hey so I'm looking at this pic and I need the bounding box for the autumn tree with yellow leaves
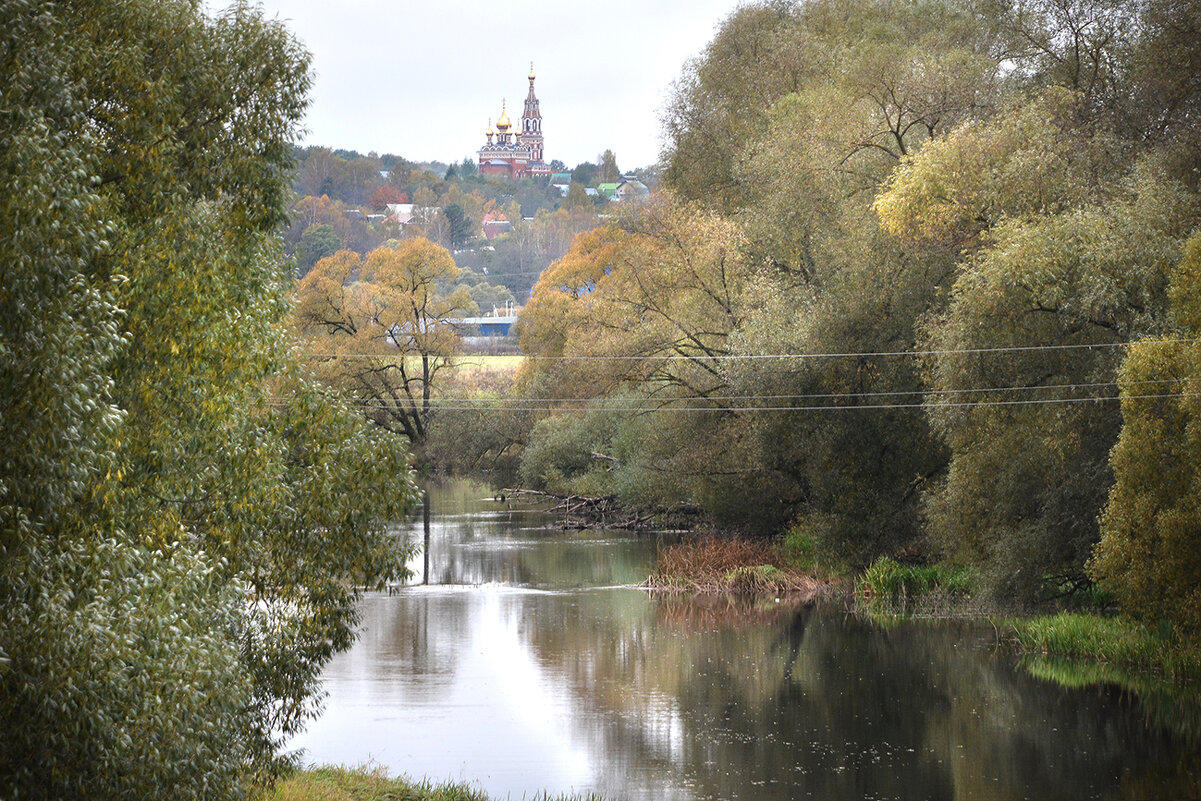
[295,238,478,449]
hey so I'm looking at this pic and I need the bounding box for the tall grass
[855,557,974,616]
[1007,613,1201,681]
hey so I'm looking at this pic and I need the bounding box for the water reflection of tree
[517,596,1201,800]
[395,482,1199,799]
[354,595,462,699]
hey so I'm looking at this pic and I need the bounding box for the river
[287,480,1200,800]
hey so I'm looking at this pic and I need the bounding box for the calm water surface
[289,481,1200,800]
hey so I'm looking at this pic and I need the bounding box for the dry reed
[643,535,830,597]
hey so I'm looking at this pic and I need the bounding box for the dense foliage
[512,0,1201,625]
[0,2,417,797]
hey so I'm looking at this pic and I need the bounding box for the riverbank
[646,535,1201,693]
[267,765,606,801]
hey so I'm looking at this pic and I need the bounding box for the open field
[446,353,523,372]
[441,354,523,393]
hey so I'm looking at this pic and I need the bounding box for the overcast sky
[227,1,743,169]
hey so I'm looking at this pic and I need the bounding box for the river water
[288,480,1200,800]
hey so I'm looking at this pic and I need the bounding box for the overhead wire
[261,393,1201,413]
[267,378,1182,404]
[300,337,1201,362]
[261,384,1199,413]
[277,338,1201,412]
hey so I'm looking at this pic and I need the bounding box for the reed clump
[1007,613,1201,683]
[855,556,975,616]
[643,536,830,596]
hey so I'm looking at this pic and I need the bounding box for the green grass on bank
[1006,613,1201,683]
[855,557,973,615]
[266,765,606,801]
[1007,613,1201,741]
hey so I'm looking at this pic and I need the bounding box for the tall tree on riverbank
[0,2,419,797]
[295,239,478,451]
[1093,234,1201,636]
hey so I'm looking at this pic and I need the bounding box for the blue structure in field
[460,315,519,337]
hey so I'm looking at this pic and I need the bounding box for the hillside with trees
[284,145,654,301]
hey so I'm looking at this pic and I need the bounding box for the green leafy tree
[918,168,1193,601]
[0,3,420,798]
[699,0,1008,557]
[443,202,474,248]
[662,0,810,209]
[297,222,343,273]
[563,181,591,210]
[1092,234,1201,635]
[571,161,599,186]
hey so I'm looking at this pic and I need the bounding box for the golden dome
[528,61,536,81]
[496,101,511,131]
[486,118,494,136]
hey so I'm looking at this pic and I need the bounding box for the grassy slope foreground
[268,765,605,801]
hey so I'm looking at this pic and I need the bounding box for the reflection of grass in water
[1021,655,1201,743]
[1010,613,1201,744]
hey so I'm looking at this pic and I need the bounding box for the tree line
[502,0,1201,633]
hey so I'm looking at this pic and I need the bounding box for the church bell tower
[518,62,544,163]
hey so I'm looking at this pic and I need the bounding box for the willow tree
[691,0,1009,559]
[295,239,478,449]
[513,195,783,522]
[877,85,1197,601]
[1,2,419,797]
[1092,234,1201,636]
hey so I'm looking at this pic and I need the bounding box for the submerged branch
[501,488,669,531]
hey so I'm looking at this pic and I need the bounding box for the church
[478,64,552,179]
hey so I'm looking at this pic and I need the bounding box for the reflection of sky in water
[289,587,693,799]
[290,481,1201,801]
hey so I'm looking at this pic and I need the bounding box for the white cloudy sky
[223,1,744,169]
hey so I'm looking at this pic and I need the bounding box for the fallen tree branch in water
[501,488,663,530]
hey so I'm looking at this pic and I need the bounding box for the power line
[301,337,1201,362]
[263,389,1201,413]
[262,377,1188,405]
